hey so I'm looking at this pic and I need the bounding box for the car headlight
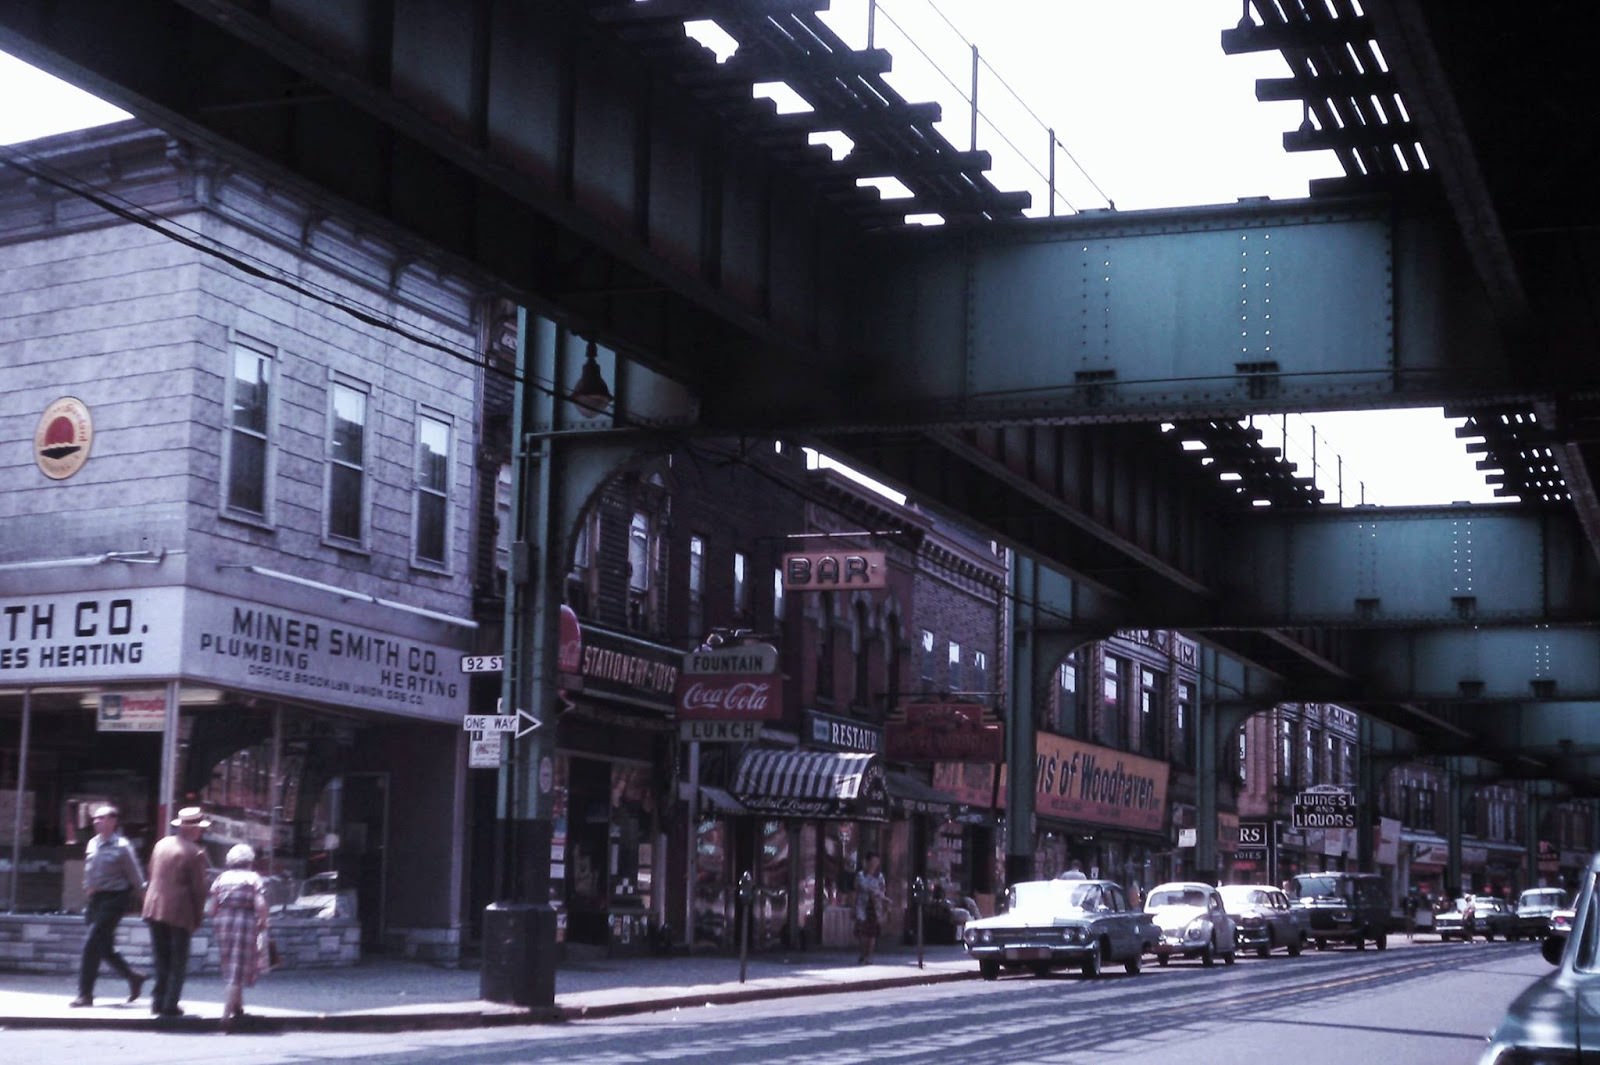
[965,928,990,945]
[1185,918,1209,939]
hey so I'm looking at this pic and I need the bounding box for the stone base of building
[383,925,461,965]
[0,913,362,974]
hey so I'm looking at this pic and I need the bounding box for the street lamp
[570,339,612,414]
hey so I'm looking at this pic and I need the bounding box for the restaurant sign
[885,702,1003,763]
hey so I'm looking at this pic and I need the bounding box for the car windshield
[1009,881,1102,913]
[1290,876,1344,900]
[1147,888,1207,908]
[1219,887,1268,908]
[1520,890,1567,908]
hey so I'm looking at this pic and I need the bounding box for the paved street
[0,938,1542,1064]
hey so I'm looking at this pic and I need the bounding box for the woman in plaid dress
[207,844,269,1026]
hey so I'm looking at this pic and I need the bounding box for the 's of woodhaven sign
[782,550,886,590]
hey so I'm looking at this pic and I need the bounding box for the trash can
[480,901,558,1006]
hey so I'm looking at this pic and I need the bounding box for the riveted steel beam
[843,199,1522,430]
[1207,505,1600,629]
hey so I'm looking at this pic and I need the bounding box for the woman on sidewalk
[207,844,270,1029]
[854,852,888,964]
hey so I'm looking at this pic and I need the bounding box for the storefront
[1,584,472,965]
[711,746,891,951]
[548,624,679,953]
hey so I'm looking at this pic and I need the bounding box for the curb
[0,967,976,1034]
[556,967,977,1021]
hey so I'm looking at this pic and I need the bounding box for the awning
[697,785,748,815]
[731,749,888,822]
[885,770,963,819]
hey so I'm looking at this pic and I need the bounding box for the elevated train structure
[3,1,1596,862]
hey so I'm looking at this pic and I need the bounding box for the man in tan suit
[141,806,210,1018]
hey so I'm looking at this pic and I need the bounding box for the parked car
[1218,883,1309,958]
[1437,895,1519,941]
[962,878,1156,980]
[1471,896,1521,940]
[1480,853,1600,1064]
[1549,906,1575,941]
[1434,896,1479,941]
[1284,871,1391,950]
[1144,881,1238,967]
[1514,887,1570,939]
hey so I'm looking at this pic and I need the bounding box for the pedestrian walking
[142,805,211,1018]
[207,843,271,1030]
[853,851,888,964]
[69,804,148,1008]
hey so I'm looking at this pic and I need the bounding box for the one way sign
[463,709,542,739]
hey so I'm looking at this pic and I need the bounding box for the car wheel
[979,959,1000,981]
[1156,953,1169,967]
[1483,930,1494,942]
[1355,932,1366,950]
[1375,928,1388,951]
[1315,937,1327,951]
[1287,936,1304,957]
[1125,951,1142,975]
[1081,944,1102,979]
[1201,939,1216,968]
[1224,943,1236,966]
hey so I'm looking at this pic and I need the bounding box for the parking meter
[737,871,755,983]
[911,877,927,968]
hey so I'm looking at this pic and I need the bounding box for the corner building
[0,123,489,965]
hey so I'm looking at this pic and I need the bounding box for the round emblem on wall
[34,396,94,480]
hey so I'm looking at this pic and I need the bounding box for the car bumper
[966,943,1095,967]
[1152,934,1210,956]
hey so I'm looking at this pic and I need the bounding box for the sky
[0,3,1502,506]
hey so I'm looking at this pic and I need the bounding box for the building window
[817,593,835,700]
[733,551,748,618]
[414,411,450,565]
[1139,667,1163,757]
[567,509,599,614]
[885,628,901,709]
[1302,726,1316,787]
[853,601,871,707]
[973,650,988,696]
[1277,717,1293,786]
[772,567,785,623]
[919,630,935,688]
[1174,681,1192,766]
[326,379,368,544]
[688,535,705,640]
[947,641,962,693]
[1238,729,1248,786]
[627,511,652,630]
[1101,653,1123,747]
[226,342,273,517]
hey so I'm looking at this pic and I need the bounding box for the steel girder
[1211,505,1600,628]
[843,197,1522,429]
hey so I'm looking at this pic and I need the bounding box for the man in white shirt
[70,804,148,1007]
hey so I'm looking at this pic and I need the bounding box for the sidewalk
[0,942,976,1034]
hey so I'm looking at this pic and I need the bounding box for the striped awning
[731,749,888,822]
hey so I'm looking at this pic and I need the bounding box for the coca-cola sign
[676,675,783,721]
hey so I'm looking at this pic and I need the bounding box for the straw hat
[170,806,211,828]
